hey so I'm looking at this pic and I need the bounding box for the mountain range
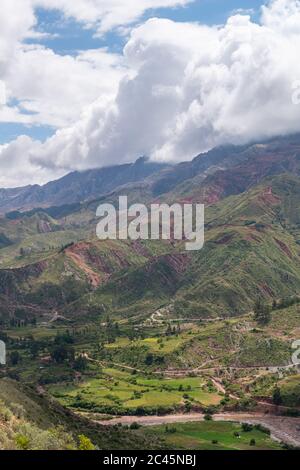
[0,157,170,215]
[1,133,300,324]
[2,133,300,449]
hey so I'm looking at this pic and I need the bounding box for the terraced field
[48,367,222,414]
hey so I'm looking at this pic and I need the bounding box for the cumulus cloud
[0,0,35,71]
[2,0,300,187]
[32,19,218,171]
[1,0,189,129]
[262,0,300,33]
[32,0,300,170]
[0,136,64,187]
[1,44,125,128]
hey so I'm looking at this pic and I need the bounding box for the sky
[0,0,300,187]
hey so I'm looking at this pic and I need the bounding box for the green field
[48,367,222,414]
[105,328,199,354]
[145,421,284,450]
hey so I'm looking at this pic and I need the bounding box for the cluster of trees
[272,296,300,311]
[8,308,37,329]
[71,398,177,417]
[9,318,37,328]
[145,353,165,366]
[50,332,87,370]
[253,300,271,326]
[165,323,181,337]
[104,317,120,344]
[254,295,300,326]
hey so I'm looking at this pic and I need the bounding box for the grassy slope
[72,173,300,319]
[4,173,300,322]
[172,174,300,317]
[279,375,300,407]
[0,377,163,450]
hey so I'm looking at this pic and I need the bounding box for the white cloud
[0,136,64,187]
[31,1,300,171]
[34,0,193,35]
[0,1,36,72]
[32,19,218,171]
[262,0,300,34]
[2,44,125,128]
[1,0,190,130]
[2,0,300,187]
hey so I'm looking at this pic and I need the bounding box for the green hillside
[2,142,300,451]
[0,377,162,450]
[3,173,300,322]
[66,173,300,319]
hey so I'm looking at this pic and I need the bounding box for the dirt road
[96,412,300,447]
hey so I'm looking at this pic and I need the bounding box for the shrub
[184,401,192,413]
[78,435,95,451]
[165,426,177,434]
[204,414,213,421]
[10,403,25,420]
[129,422,141,430]
[241,423,253,432]
[15,434,30,450]
[254,424,270,435]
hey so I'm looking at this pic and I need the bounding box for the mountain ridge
[3,134,297,215]
[0,157,170,214]
[3,134,300,322]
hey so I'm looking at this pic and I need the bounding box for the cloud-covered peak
[2,0,300,187]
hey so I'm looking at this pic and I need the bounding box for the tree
[30,341,40,359]
[165,324,172,337]
[254,299,271,325]
[241,423,253,432]
[145,353,154,366]
[54,331,74,345]
[74,355,88,372]
[273,386,283,406]
[51,344,75,364]
[204,413,212,421]
[10,351,21,366]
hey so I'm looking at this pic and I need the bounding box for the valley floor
[2,300,300,450]
[96,412,300,447]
